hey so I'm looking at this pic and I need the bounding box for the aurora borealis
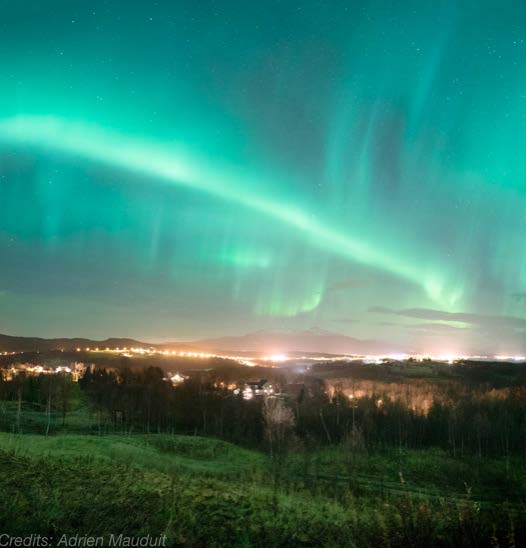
[1,1,526,354]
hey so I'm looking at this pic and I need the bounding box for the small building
[243,379,274,400]
[164,372,188,385]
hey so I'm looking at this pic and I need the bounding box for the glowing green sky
[1,1,526,353]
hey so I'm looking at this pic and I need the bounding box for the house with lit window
[242,379,274,400]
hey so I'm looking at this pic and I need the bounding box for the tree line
[1,364,526,459]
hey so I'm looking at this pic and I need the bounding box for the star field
[1,1,526,354]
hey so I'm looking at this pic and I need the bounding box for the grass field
[0,431,524,546]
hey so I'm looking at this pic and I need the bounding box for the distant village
[162,372,287,400]
[1,361,307,402]
[0,361,87,382]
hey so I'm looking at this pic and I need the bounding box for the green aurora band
[1,0,526,353]
[0,115,460,306]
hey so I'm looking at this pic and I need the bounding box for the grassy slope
[0,433,352,546]
[0,432,525,546]
[287,446,526,514]
[0,432,264,477]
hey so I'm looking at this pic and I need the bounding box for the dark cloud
[407,323,471,335]
[369,306,526,329]
[379,320,468,333]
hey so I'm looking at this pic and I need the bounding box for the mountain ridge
[0,329,405,356]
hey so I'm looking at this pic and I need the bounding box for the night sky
[1,1,526,354]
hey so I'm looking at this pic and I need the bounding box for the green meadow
[0,430,524,546]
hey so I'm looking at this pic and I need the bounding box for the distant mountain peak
[192,328,404,355]
[0,328,407,357]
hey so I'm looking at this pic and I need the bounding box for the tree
[263,397,295,464]
[57,374,74,427]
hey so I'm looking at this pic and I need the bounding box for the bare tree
[263,396,295,504]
